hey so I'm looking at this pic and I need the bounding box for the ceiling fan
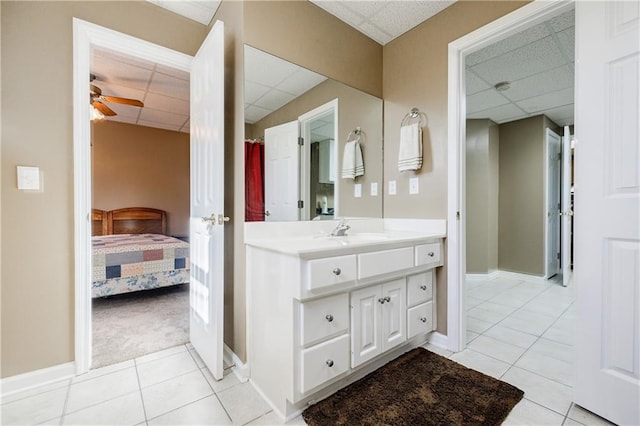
[90,73,144,117]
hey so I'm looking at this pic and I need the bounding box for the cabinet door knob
[326,359,334,367]
[427,251,435,257]
[332,267,341,276]
[325,314,334,322]
[378,298,386,304]
[420,285,427,291]
[420,317,427,323]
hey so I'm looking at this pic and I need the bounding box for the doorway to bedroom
[89,47,192,368]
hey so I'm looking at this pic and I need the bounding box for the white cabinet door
[351,285,381,367]
[380,279,406,351]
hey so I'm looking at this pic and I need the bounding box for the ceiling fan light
[91,105,105,121]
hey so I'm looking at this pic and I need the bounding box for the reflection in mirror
[244,45,384,222]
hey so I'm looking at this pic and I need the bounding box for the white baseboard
[0,362,75,400]
[466,270,545,284]
[223,344,250,383]
[426,332,449,350]
[465,271,499,281]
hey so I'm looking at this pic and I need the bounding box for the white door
[380,279,406,351]
[546,129,562,279]
[351,285,380,367]
[574,2,639,424]
[189,21,225,381]
[561,126,572,287]
[264,120,300,221]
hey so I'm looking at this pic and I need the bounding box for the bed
[91,207,190,298]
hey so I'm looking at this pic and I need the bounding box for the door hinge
[557,252,561,260]
[456,211,460,220]
[557,152,562,160]
[298,200,304,209]
[298,137,304,146]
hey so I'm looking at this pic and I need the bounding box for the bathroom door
[545,129,561,279]
[189,20,225,381]
[264,120,300,221]
[561,125,572,287]
[574,1,639,424]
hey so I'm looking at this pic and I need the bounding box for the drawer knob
[332,267,342,276]
[325,314,334,322]
[428,252,435,257]
[378,296,391,304]
[420,317,427,323]
[326,359,334,367]
[420,285,427,291]
[378,298,385,304]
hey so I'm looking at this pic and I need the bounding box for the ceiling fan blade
[92,101,117,116]
[102,96,144,107]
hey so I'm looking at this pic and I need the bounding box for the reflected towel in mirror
[398,122,422,171]
[341,140,364,179]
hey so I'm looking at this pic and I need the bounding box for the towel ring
[346,126,361,143]
[401,108,426,127]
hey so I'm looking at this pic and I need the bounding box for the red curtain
[245,141,265,221]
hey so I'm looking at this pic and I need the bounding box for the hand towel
[398,122,422,171]
[341,140,365,179]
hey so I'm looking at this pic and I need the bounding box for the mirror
[244,45,383,222]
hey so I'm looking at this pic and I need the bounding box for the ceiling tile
[101,102,142,119]
[245,105,272,124]
[139,108,189,126]
[465,70,491,95]
[470,36,566,85]
[148,72,190,101]
[106,115,138,126]
[313,1,366,27]
[357,21,393,45]
[155,64,189,81]
[93,47,156,70]
[466,89,510,114]
[518,87,574,114]
[466,23,550,67]
[244,81,271,104]
[369,1,454,38]
[548,8,575,33]
[342,1,387,19]
[244,46,299,87]
[144,93,189,115]
[95,82,147,103]
[137,119,181,132]
[556,28,575,60]
[92,55,153,91]
[467,103,527,123]
[276,68,327,95]
[254,89,296,111]
[502,65,573,101]
[544,104,574,126]
[145,0,220,26]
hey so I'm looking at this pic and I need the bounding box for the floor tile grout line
[143,394,218,424]
[134,344,190,367]
[0,379,72,407]
[133,357,150,424]
[196,365,234,423]
[61,389,143,418]
[519,396,575,419]
[58,381,72,426]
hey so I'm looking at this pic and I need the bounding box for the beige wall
[92,121,190,236]
[248,79,383,218]
[1,0,207,378]
[243,0,382,98]
[466,119,499,274]
[382,0,529,332]
[498,116,546,276]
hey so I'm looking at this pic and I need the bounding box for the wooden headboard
[91,207,168,236]
[92,209,108,236]
[108,207,167,235]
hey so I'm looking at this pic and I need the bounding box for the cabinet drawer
[415,243,441,266]
[358,247,413,279]
[407,271,433,307]
[300,334,349,394]
[301,294,349,346]
[407,301,433,339]
[306,255,357,292]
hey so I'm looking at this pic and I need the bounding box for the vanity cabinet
[246,234,443,419]
[351,279,406,367]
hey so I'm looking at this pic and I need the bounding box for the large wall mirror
[244,45,384,222]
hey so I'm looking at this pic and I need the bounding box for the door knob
[201,213,217,224]
[218,214,230,225]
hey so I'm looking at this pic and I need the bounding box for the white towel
[341,140,365,179]
[398,122,422,171]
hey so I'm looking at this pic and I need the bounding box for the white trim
[298,98,339,220]
[544,128,562,280]
[446,0,574,354]
[0,362,75,399]
[465,271,500,281]
[73,18,192,374]
[495,270,547,284]
[223,344,250,383]
[427,332,449,349]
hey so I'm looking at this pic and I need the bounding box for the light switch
[388,180,397,195]
[370,182,378,196]
[17,166,41,191]
[354,183,362,198]
[409,177,419,195]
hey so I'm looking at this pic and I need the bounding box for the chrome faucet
[330,218,351,237]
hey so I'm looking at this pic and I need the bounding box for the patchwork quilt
[92,234,190,298]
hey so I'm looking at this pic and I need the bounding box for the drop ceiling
[101,1,574,134]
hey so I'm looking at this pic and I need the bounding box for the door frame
[446,0,574,352]
[72,18,192,374]
[545,128,562,279]
[298,98,339,220]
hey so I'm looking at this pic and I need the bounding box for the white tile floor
[1,276,615,425]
